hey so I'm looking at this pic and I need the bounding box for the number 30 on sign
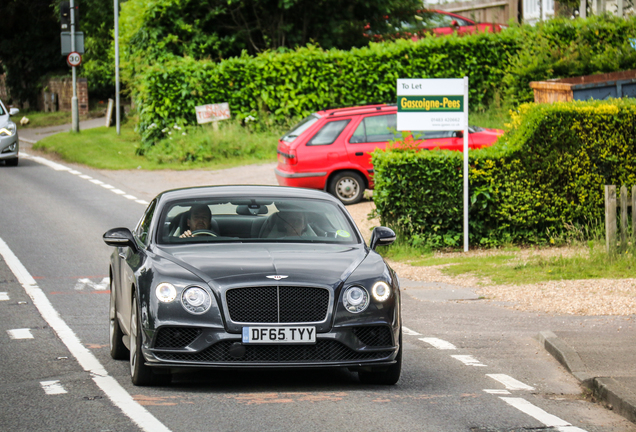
[67,52,82,67]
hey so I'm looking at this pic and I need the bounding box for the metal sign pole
[114,0,120,135]
[70,0,79,132]
[463,76,469,252]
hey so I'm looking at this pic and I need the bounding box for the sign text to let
[195,102,231,125]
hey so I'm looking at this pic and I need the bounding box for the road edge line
[0,237,172,432]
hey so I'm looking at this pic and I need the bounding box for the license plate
[242,326,316,344]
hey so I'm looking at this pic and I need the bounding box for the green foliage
[134,32,518,150]
[372,99,636,248]
[503,14,636,103]
[143,120,282,165]
[0,0,66,106]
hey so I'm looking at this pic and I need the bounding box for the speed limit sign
[67,52,82,67]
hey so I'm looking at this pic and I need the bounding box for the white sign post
[396,78,470,252]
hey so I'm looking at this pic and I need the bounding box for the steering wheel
[191,230,218,237]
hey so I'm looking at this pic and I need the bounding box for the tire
[359,329,402,385]
[328,171,365,205]
[109,277,129,360]
[5,157,18,167]
[130,295,170,386]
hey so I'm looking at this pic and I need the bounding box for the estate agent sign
[396,78,470,251]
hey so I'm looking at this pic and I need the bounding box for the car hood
[154,243,367,289]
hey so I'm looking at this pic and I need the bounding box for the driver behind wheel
[180,204,215,238]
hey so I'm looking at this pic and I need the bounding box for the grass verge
[16,109,105,129]
[381,241,636,285]
[33,120,281,170]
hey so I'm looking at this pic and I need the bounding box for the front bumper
[0,133,18,160]
[141,324,400,370]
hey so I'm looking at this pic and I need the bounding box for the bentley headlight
[0,122,16,137]
[343,286,369,313]
[155,283,177,303]
[182,286,211,314]
[372,281,390,302]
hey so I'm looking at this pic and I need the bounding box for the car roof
[316,104,397,119]
[154,185,342,204]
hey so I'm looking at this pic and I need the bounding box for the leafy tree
[120,0,421,80]
[0,0,66,107]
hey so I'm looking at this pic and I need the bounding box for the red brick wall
[40,76,89,115]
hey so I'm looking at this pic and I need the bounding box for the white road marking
[500,397,587,431]
[420,337,457,350]
[484,389,511,395]
[74,277,110,291]
[7,328,34,339]
[451,354,487,367]
[402,326,420,336]
[0,237,173,432]
[487,374,535,391]
[22,153,70,171]
[22,153,148,207]
[40,380,67,395]
[0,292,9,301]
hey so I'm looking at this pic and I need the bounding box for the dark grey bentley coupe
[103,185,401,386]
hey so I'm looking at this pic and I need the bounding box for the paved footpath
[15,119,636,426]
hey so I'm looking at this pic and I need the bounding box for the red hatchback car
[366,9,504,41]
[275,104,503,205]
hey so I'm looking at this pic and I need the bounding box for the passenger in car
[179,204,216,238]
[267,211,316,238]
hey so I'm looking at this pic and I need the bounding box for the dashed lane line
[500,397,587,432]
[487,374,535,391]
[402,326,420,336]
[419,337,457,350]
[0,292,9,301]
[451,354,487,367]
[40,380,68,395]
[21,152,149,206]
[0,237,172,432]
[7,328,34,339]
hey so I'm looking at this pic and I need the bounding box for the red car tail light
[277,147,297,165]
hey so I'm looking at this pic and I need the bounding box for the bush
[372,99,636,248]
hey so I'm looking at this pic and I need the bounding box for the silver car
[0,99,19,166]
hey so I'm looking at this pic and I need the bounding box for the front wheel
[5,157,18,167]
[328,171,365,205]
[109,278,128,360]
[130,295,170,386]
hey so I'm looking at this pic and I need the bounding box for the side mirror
[455,130,463,138]
[451,20,459,27]
[370,226,396,250]
[9,108,19,116]
[103,227,137,251]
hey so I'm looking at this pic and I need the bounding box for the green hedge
[371,99,636,248]
[134,33,519,150]
[130,15,636,152]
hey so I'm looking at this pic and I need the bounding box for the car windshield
[157,197,360,245]
[281,114,320,142]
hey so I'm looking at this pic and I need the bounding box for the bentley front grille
[155,340,393,363]
[226,286,329,323]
